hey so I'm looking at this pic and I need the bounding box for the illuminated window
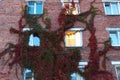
[65,28,83,47]
[106,28,120,46]
[64,2,80,15]
[24,69,34,80]
[61,0,80,15]
[103,0,120,15]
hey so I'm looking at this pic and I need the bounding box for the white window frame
[111,61,120,80]
[23,68,34,80]
[102,0,120,2]
[60,0,79,2]
[106,28,120,46]
[26,0,44,15]
[65,28,84,47]
[103,0,120,15]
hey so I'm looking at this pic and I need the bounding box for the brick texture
[0,0,120,80]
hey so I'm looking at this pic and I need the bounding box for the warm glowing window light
[64,2,80,15]
[65,28,83,47]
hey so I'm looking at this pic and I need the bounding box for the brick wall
[0,0,120,79]
[0,0,24,79]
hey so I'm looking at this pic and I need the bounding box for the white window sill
[112,45,120,47]
[111,45,120,47]
[106,28,120,31]
[102,0,120,2]
[61,0,79,2]
[111,61,120,65]
[105,14,120,16]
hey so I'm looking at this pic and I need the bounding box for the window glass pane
[116,66,120,80]
[64,2,80,15]
[36,2,43,14]
[110,31,118,46]
[24,69,33,80]
[29,34,34,46]
[75,31,81,46]
[28,1,34,14]
[71,70,84,80]
[118,32,120,44]
[111,3,119,15]
[71,73,84,80]
[26,72,32,79]
[33,36,40,46]
[65,31,75,47]
[28,7,34,14]
[105,2,111,15]
[72,4,80,15]
[28,1,34,6]
[65,30,82,47]
[71,73,77,80]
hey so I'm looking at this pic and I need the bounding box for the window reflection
[111,3,119,14]
[104,2,120,15]
[110,31,118,46]
[28,1,43,15]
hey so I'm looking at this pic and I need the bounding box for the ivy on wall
[0,2,81,80]
[0,0,119,80]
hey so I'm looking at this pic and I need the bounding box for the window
[116,66,120,80]
[23,28,40,46]
[111,61,120,80]
[28,33,40,46]
[24,69,34,80]
[61,0,80,15]
[103,1,120,15]
[106,28,120,46]
[65,28,83,47]
[27,1,44,15]
[71,73,81,80]
[71,62,88,80]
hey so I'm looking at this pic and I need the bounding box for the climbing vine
[58,0,118,80]
[0,1,81,80]
[0,0,119,80]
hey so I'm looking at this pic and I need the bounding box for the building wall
[0,0,120,80]
[0,0,25,80]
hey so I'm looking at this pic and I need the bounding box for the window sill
[105,14,120,16]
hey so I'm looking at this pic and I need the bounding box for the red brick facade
[0,0,120,80]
